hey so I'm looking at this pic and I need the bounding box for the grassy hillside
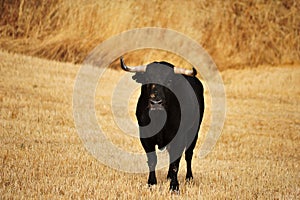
[0,51,299,198]
[0,0,299,69]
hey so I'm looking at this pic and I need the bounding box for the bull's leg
[140,138,157,186]
[185,133,198,181]
[168,156,181,191]
[146,151,157,186]
[185,146,194,181]
[167,144,184,191]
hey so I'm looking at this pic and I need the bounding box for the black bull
[120,57,205,191]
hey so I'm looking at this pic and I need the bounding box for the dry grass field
[1,0,300,199]
[0,50,299,199]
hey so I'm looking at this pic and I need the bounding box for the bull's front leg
[146,151,157,186]
[167,145,184,191]
[168,156,181,191]
[140,137,157,186]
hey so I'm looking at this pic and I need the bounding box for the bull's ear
[132,73,145,84]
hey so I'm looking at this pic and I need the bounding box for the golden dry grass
[0,0,300,69]
[0,50,299,199]
[1,0,299,198]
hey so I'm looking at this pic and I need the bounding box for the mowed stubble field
[0,50,299,199]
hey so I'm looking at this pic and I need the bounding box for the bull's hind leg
[185,147,194,181]
[185,133,198,181]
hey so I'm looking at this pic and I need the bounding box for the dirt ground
[0,51,299,199]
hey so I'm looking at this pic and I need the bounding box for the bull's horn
[174,67,197,76]
[120,57,147,72]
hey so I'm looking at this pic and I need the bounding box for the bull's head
[120,57,196,111]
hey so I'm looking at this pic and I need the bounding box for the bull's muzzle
[149,99,164,111]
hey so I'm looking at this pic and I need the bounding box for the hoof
[186,171,193,181]
[170,181,179,192]
[148,178,157,186]
[185,175,194,182]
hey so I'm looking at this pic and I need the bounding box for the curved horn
[174,67,197,76]
[120,57,147,73]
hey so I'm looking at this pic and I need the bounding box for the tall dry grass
[0,0,299,69]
